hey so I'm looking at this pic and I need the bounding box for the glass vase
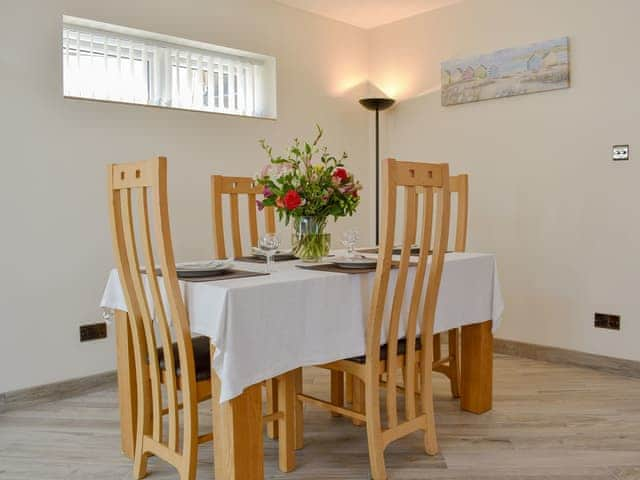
[291,216,331,262]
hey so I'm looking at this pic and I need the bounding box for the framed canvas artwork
[441,37,569,106]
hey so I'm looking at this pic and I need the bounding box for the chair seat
[347,337,422,364]
[157,336,211,382]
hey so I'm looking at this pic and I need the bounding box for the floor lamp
[359,97,395,246]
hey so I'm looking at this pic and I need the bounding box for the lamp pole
[359,97,395,246]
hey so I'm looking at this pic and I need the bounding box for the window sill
[63,95,277,121]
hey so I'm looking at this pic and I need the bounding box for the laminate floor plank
[1,354,639,479]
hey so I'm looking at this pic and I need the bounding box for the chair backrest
[107,157,197,456]
[211,175,276,259]
[450,174,469,252]
[367,158,450,428]
[412,173,467,252]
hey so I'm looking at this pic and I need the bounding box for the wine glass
[341,228,359,258]
[259,233,280,273]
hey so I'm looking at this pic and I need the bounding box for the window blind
[62,23,267,117]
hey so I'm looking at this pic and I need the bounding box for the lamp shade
[359,97,395,111]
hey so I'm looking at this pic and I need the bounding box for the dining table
[101,250,504,479]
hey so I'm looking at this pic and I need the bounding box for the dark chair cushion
[347,337,422,364]
[157,336,211,382]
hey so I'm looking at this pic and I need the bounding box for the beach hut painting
[441,37,569,106]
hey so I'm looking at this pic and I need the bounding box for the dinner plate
[331,256,378,269]
[175,259,233,277]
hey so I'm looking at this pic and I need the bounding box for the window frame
[62,15,277,119]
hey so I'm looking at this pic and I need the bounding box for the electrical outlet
[612,145,629,161]
[594,313,620,330]
[80,322,108,342]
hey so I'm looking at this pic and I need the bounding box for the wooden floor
[1,354,640,479]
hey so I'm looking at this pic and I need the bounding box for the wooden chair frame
[338,175,468,415]
[211,175,275,259]
[108,157,207,480]
[110,162,297,478]
[432,173,468,398]
[210,174,281,439]
[298,159,451,479]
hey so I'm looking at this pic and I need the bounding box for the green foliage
[255,125,361,224]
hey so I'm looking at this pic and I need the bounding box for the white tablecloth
[101,252,503,403]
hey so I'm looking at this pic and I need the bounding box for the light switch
[612,145,629,161]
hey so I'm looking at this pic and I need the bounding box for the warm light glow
[370,73,411,100]
[332,75,368,96]
[376,82,401,99]
[332,72,434,101]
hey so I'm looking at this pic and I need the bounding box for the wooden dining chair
[210,174,281,439]
[338,174,468,417]
[431,174,468,398]
[109,159,296,479]
[108,157,212,480]
[298,159,451,480]
[211,175,275,259]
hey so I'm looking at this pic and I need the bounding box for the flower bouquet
[255,125,361,261]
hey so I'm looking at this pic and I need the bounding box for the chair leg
[421,359,439,456]
[433,333,442,362]
[364,373,387,480]
[448,328,461,398]
[133,380,151,479]
[179,450,198,480]
[277,371,296,472]
[266,378,279,439]
[133,443,149,479]
[330,370,344,417]
[352,377,366,426]
[293,368,304,450]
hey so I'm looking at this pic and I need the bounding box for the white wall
[0,0,370,392]
[369,0,640,361]
[4,0,638,394]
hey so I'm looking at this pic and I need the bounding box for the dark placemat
[357,247,453,255]
[358,246,422,255]
[177,269,269,282]
[296,261,411,275]
[236,254,298,264]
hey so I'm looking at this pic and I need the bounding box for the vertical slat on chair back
[450,174,469,252]
[367,159,450,427]
[421,173,468,369]
[107,157,197,457]
[211,175,276,259]
[412,173,467,251]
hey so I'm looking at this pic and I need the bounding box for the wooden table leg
[345,372,353,404]
[460,320,493,414]
[211,356,264,480]
[293,368,304,450]
[114,310,136,459]
[330,370,344,417]
[277,371,296,472]
[351,377,366,426]
[266,378,279,439]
